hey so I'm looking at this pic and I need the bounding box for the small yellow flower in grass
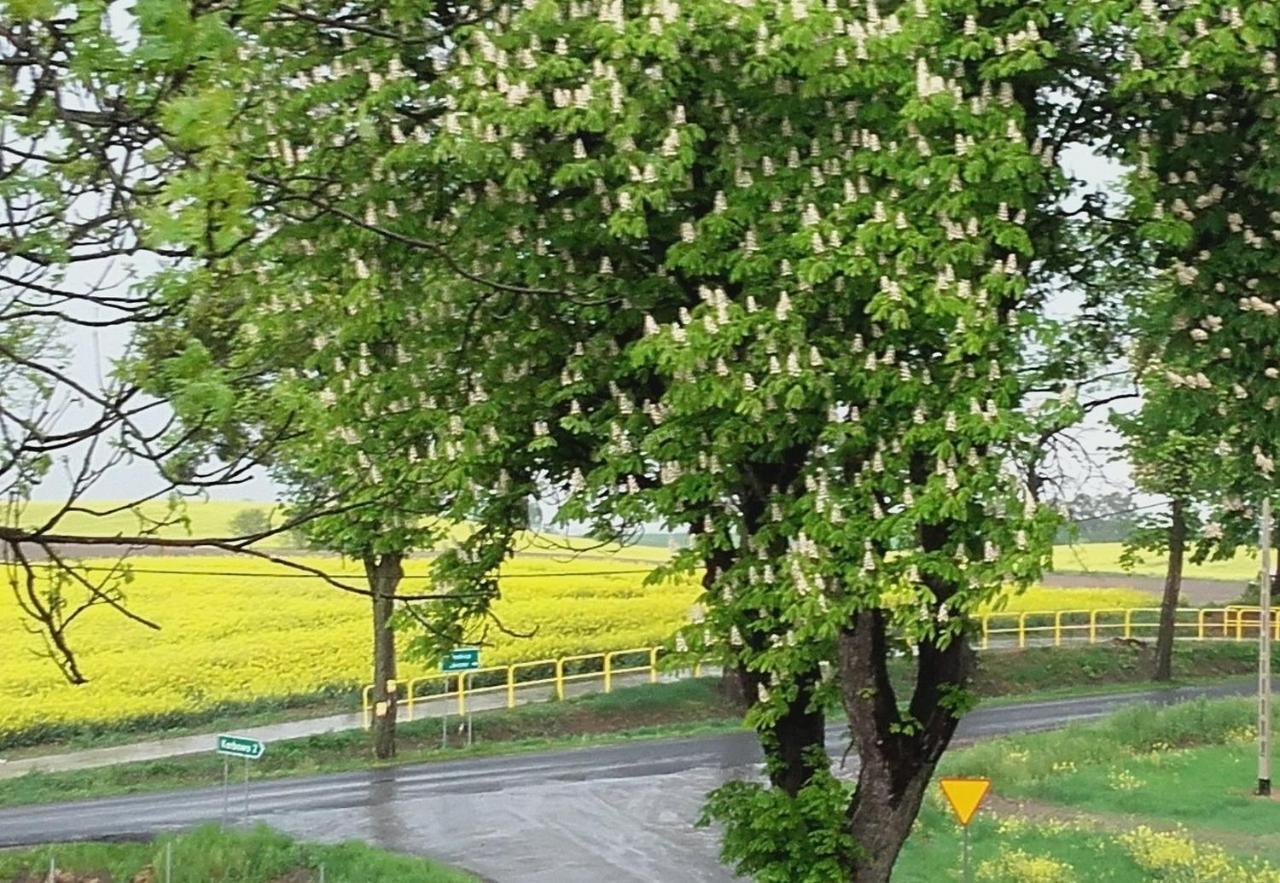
[977,848,1075,883]
[995,816,1028,837]
[1107,768,1143,792]
[1225,725,1256,746]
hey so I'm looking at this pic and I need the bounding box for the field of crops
[1052,542,1262,582]
[0,537,1157,746]
[0,551,691,744]
[13,499,294,546]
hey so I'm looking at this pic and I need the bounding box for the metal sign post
[221,757,230,827]
[1261,498,1273,797]
[215,734,266,822]
[441,649,480,749]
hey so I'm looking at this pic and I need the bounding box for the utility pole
[1260,497,1272,797]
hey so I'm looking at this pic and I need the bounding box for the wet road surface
[0,679,1259,882]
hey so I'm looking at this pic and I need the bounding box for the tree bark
[718,665,753,710]
[839,609,973,882]
[1153,499,1187,681]
[365,553,404,760]
[760,667,827,795]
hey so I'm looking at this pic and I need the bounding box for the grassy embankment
[0,825,475,882]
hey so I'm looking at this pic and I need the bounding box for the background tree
[228,507,272,538]
[1109,1,1280,562]
[120,0,551,757]
[0,0,317,681]
[1113,396,1216,680]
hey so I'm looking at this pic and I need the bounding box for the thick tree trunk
[365,553,404,760]
[1154,498,1187,682]
[839,609,973,882]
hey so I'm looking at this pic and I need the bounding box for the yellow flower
[977,848,1075,883]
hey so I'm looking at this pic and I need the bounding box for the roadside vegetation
[11,690,1280,883]
[893,697,1280,881]
[2,644,1272,809]
[0,824,475,882]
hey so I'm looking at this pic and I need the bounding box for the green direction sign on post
[442,647,480,672]
[216,734,265,760]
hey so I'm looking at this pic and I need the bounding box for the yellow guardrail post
[1123,609,1132,640]
[650,647,660,683]
[1053,611,1062,647]
[555,658,565,700]
[1238,608,1245,642]
[1197,609,1207,640]
[456,674,466,715]
[980,615,990,651]
[506,666,516,709]
[407,681,415,723]
[604,653,613,693]
[1018,612,1027,649]
[362,685,372,730]
[1089,610,1098,644]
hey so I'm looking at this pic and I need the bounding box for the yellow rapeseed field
[0,551,693,742]
[0,547,1155,742]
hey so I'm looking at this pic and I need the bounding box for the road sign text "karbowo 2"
[216,734,265,760]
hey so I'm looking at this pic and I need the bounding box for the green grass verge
[0,824,474,882]
[1,690,358,758]
[941,696,1280,870]
[896,802,1145,882]
[894,696,1280,880]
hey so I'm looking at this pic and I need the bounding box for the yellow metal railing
[362,646,663,729]
[361,607,1278,728]
[976,605,1278,650]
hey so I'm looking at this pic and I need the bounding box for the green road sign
[217,734,265,760]
[442,647,480,672]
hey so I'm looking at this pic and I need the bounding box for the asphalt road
[0,679,1260,882]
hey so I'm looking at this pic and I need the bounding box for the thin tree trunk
[719,665,753,710]
[365,553,404,760]
[759,667,827,795]
[1154,498,1187,681]
[839,608,973,882]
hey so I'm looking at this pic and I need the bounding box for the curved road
[0,680,1261,882]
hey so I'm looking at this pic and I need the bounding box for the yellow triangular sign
[939,777,991,827]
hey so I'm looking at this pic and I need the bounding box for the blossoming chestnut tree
[422,2,1075,878]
